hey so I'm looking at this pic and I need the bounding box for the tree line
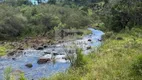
[0,0,141,39]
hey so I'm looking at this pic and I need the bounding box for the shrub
[19,74,27,80]
[0,46,7,56]
[132,55,142,76]
[73,49,87,67]
[3,67,12,80]
[102,0,142,32]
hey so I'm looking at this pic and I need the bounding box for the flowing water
[0,28,104,80]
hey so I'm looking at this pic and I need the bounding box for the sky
[30,0,48,5]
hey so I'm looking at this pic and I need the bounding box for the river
[0,28,104,80]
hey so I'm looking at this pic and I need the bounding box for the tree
[37,0,42,3]
[48,0,56,4]
[4,0,31,6]
[103,0,142,32]
[17,0,32,6]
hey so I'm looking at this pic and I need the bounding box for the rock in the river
[36,46,44,50]
[32,44,37,49]
[52,49,55,51]
[25,63,33,68]
[43,45,48,48]
[37,58,51,64]
[12,58,16,60]
[62,57,68,60]
[87,46,91,50]
[98,39,102,41]
[88,39,92,42]
[7,51,17,56]
[15,50,23,57]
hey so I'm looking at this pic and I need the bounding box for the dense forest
[0,0,142,80]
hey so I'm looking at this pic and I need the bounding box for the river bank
[0,28,92,56]
[46,27,142,80]
[0,37,52,56]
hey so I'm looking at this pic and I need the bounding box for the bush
[19,74,27,80]
[0,4,27,39]
[0,46,7,56]
[4,67,12,80]
[73,49,87,67]
[102,0,142,32]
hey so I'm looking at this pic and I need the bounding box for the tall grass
[3,67,27,80]
[3,67,12,80]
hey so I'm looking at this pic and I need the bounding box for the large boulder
[37,58,51,64]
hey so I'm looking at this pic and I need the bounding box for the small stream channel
[0,28,104,80]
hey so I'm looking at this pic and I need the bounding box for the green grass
[0,46,7,56]
[40,27,142,80]
[0,42,14,56]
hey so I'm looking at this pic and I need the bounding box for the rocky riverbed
[0,28,104,80]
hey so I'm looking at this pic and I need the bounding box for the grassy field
[41,27,142,80]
